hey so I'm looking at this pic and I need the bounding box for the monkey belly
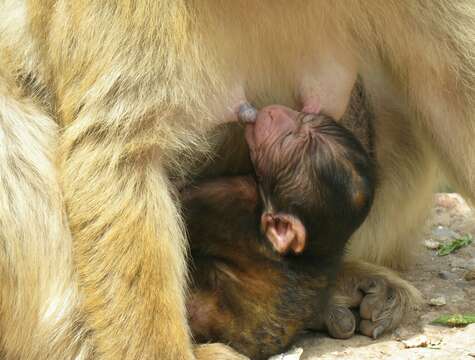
[210,54,357,125]
[186,5,358,125]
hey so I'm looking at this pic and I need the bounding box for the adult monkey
[0,1,474,359]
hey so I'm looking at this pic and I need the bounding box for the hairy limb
[399,4,475,204]
[60,106,245,359]
[351,1,475,201]
[326,260,422,339]
[60,116,194,359]
[0,74,91,359]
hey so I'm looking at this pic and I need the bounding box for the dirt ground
[275,193,475,360]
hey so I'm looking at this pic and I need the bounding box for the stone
[451,257,474,270]
[465,269,475,281]
[431,226,459,242]
[438,270,455,280]
[401,335,429,348]
[269,348,303,360]
[466,258,475,271]
[435,193,473,216]
[429,296,447,306]
[435,193,459,209]
[424,239,440,250]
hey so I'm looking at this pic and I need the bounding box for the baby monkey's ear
[261,212,306,255]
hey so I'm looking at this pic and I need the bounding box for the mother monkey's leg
[37,1,244,359]
[0,69,91,358]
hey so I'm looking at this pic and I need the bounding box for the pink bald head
[237,103,314,255]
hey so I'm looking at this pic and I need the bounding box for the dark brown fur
[183,176,335,359]
[182,108,376,359]
[182,176,416,359]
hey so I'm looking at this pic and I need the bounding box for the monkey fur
[182,104,414,359]
[0,1,473,359]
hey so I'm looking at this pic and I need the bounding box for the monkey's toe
[329,261,422,341]
[359,318,391,339]
[356,278,404,339]
[325,306,356,339]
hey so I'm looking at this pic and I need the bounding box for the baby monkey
[240,103,375,257]
[182,104,394,359]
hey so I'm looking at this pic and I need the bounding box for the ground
[273,193,475,360]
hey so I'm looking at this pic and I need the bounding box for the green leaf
[437,234,473,256]
[432,314,475,327]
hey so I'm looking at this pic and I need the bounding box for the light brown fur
[0,0,474,359]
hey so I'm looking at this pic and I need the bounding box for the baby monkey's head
[240,104,376,258]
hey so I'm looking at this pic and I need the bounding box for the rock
[435,193,459,209]
[438,270,455,280]
[465,269,475,281]
[400,335,442,349]
[432,212,453,227]
[424,239,440,250]
[431,226,459,242]
[435,193,473,216]
[455,282,472,290]
[429,296,447,306]
[268,348,303,360]
[401,335,429,348]
[451,257,474,270]
[466,258,475,271]
[467,247,475,258]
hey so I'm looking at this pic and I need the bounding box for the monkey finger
[335,262,422,342]
[325,305,356,339]
[360,286,397,321]
[358,278,393,321]
[359,293,385,321]
[357,280,404,339]
[359,318,392,339]
[358,278,385,294]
